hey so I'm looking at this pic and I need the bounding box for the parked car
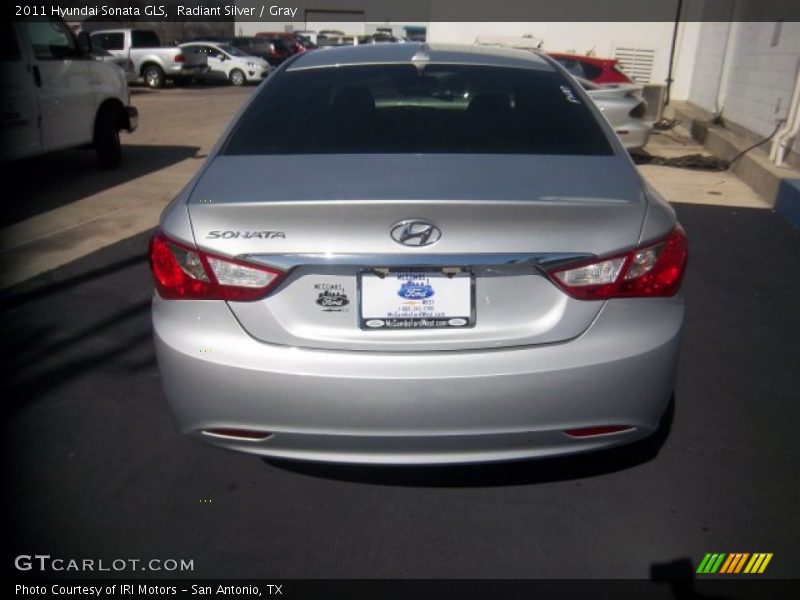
[91,46,137,85]
[254,32,306,65]
[547,52,633,84]
[292,32,318,50]
[293,30,318,45]
[1,18,137,168]
[150,44,687,465]
[90,28,208,89]
[180,42,270,86]
[225,37,277,61]
[576,78,652,150]
[316,35,343,47]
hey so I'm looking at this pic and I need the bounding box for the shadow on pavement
[0,232,155,417]
[0,144,202,227]
[265,396,675,488]
[650,559,733,599]
[0,252,147,309]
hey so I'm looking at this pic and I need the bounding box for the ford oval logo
[398,280,435,299]
[390,219,441,247]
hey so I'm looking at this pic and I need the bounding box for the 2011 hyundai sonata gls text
[150,43,687,465]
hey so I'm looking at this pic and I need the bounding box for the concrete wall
[722,22,800,139]
[682,21,800,152]
[426,22,675,84]
[681,22,731,111]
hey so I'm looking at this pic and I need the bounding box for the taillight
[547,226,687,300]
[173,54,185,63]
[629,100,647,118]
[149,230,284,301]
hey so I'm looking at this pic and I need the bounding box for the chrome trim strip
[243,253,592,271]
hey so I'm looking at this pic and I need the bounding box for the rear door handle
[32,65,41,87]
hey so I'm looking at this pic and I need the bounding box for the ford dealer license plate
[359,269,474,330]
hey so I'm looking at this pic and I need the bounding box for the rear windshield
[222,64,613,155]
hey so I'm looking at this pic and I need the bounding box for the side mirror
[77,31,92,56]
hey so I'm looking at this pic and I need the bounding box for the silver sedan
[150,43,687,464]
[578,77,653,151]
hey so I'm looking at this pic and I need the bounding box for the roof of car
[286,43,554,72]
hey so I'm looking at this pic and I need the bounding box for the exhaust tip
[202,428,273,442]
[564,425,635,438]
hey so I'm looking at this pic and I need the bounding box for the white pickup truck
[91,28,208,89]
[1,18,137,169]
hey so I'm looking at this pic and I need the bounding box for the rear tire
[229,69,246,87]
[143,65,165,89]
[94,105,122,169]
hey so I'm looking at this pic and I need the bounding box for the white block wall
[682,22,731,112]
[426,22,675,85]
[722,22,800,138]
[683,21,800,152]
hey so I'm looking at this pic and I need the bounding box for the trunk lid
[187,154,645,351]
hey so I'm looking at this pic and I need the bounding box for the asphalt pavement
[3,203,799,581]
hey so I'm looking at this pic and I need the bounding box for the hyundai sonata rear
[151,44,687,464]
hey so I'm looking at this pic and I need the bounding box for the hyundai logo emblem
[390,220,441,247]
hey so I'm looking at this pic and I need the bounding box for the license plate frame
[358,267,476,330]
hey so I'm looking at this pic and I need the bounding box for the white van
[1,18,138,168]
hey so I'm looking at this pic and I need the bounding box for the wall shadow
[0,232,155,417]
[0,144,202,227]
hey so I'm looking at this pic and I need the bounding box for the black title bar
[10,0,800,22]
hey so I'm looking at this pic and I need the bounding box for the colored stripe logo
[697,553,773,574]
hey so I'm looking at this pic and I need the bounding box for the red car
[254,32,306,65]
[547,52,632,84]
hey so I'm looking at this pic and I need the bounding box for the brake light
[547,226,687,300]
[173,54,185,63]
[149,230,284,301]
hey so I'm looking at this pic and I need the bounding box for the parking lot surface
[3,199,798,578]
[3,79,798,581]
[0,85,251,289]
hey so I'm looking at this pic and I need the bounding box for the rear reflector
[203,429,273,441]
[564,425,635,438]
[547,225,688,300]
[174,54,185,63]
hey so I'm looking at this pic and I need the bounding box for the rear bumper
[153,295,683,464]
[616,121,653,151]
